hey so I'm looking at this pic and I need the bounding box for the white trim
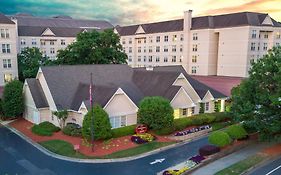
[262,15,273,26]
[78,101,88,113]
[202,90,215,102]
[103,87,139,110]
[41,27,56,36]
[170,87,196,108]
[135,25,145,34]
[172,73,201,102]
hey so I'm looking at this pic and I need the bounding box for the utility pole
[90,73,94,152]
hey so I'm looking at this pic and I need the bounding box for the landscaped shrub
[154,127,174,136]
[174,117,193,131]
[31,121,60,136]
[199,144,220,156]
[112,125,136,138]
[225,124,248,140]
[131,133,155,144]
[213,112,231,122]
[208,131,232,147]
[62,123,82,137]
[242,121,258,134]
[138,97,174,130]
[82,105,112,140]
[211,121,233,131]
[174,125,211,136]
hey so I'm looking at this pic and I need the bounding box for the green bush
[211,121,233,131]
[62,123,82,137]
[82,105,112,140]
[225,124,248,139]
[112,125,136,138]
[154,127,174,136]
[174,117,193,131]
[138,96,174,130]
[208,131,232,147]
[213,112,231,122]
[2,80,24,118]
[31,121,60,136]
[242,121,258,134]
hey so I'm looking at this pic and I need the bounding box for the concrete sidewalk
[191,142,271,175]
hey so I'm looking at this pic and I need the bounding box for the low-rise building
[23,64,227,128]
[115,11,281,77]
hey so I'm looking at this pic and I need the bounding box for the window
[156,46,160,52]
[251,42,256,51]
[164,35,169,42]
[138,47,141,53]
[123,47,126,52]
[172,45,176,52]
[180,45,183,52]
[164,57,168,62]
[252,30,257,38]
[0,29,9,38]
[137,39,141,44]
[128,56,132,62]
[149,56,152,62]
[149,46,152,53]
[41,41,46,45]
[180,34,184,41]
[138,56,141,62]
[191,107,195,114]
[50,48,55,54]
[264,33,269,39]
[149,36,153,43]
[172,56,176,62]
[143,56,146,62]
[61,39,66,45]
[110,116,126,128]
[192,44,198,52]
[164,46,168,52]
[21,39,26,45]
[156,56,160,62]
[129,47,132,53]
[129,38,132,44]
[41,48,46,55]
[192,55,197,63]
[205,102,210,111]
[182,108,187,116]
[122,39,126,44]
[156,36,160,42]
[276,43,280,47]
[31,38,37,45]
[50,41,55,45]
[4,73,13,83]
[263,43,268,51]
[144,38,146,43]
[191,66,197,74]
[143,46,146,53]
[277,32,281,39]
[179,55,183,62]
[3,59,11,68]
[172,35,177,42]
[193,33,198,40]
[2,44,11,53]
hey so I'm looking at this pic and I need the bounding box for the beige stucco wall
[170,88,194,109]
[23,83,38,123]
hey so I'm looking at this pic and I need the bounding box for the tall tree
[231,46,281,140]
[54,29,127,65]
[18,47,48,81]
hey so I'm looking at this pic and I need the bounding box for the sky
[0,0,281,26]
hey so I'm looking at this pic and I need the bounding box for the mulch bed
[9,118,172,157]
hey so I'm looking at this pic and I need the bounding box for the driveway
[0,125,208,175]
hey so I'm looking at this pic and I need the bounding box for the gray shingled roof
[10,15,113,37]
[0,13,14,24]
[116,12,281,36]
[26,79,49,108]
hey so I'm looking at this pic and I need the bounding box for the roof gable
[135,25,145,34]
[170,87,195,109]
[262,15,273,26]
[41,28,56,36]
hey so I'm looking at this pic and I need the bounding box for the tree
[18,47,48,81]
[137,96,174,130]
[53,110,68,128]
[82,105,112,140]
[53,29,127,65]
[231,46,281,140]
[199,103,205,114]
[2,80,24,118]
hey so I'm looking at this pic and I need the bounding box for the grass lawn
[40,140,175,159]
[40,140,88,159]
[101,141,175,159]
[215,154,267,175]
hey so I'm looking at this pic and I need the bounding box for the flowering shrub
[189,155,205,164]
[174,125,211,136]
[199,145,220,156]
[162,167,188,175]
[131,133,155,144]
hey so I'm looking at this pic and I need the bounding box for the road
[0,125,208,175]
[249,156,281,175]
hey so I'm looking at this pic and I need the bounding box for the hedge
[112,125,136,138]
[154,127,174,136]
[225,124,248,140]
[208,131,232,147]
[62,123,82,137]
[32,121,60,136]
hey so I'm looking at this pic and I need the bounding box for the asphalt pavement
[248,156,281,175]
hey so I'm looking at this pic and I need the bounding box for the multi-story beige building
[0,13,18,86]
[115,11,281,77]
[10,14,113,60]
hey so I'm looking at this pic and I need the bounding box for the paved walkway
[191,142,270,175]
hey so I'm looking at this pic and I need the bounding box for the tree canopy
[18,47,48,81]
[137,96,174,130]
[53,29,127,65]
[231,46,281,139]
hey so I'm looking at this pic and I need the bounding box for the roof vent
[53,15,72,19]
[146,66,154,71]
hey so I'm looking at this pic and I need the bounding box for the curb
[1,122,208,163]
